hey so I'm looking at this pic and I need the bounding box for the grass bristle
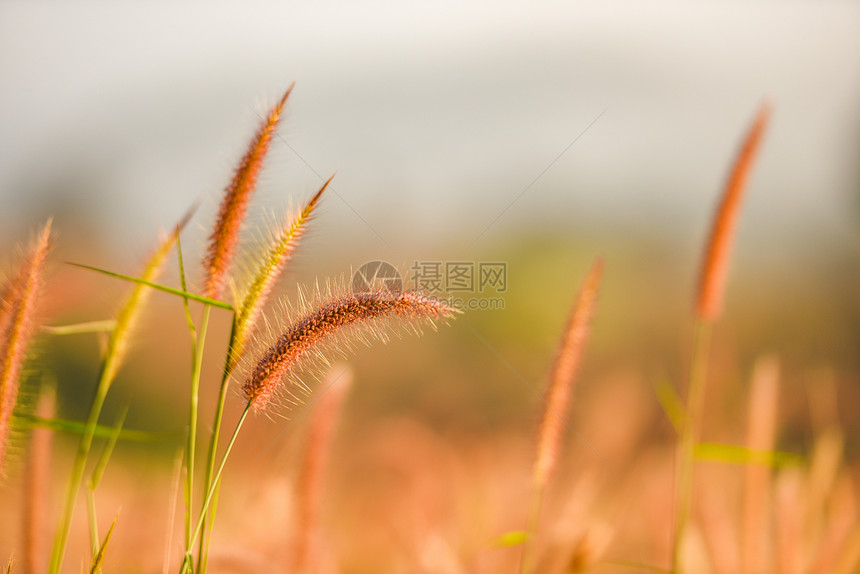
[0,219,52,477]
[242,287,458,411]
[696,102,770,322]
[202,85,294,300]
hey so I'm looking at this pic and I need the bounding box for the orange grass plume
[203,85,294,300]
[231,176,332,367]
[0,219,53,476]
[533,259,603,488]
[243,289,458,411]
[533,258,603,489]
[696,103,770,322]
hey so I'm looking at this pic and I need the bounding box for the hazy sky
[2,1,859,259]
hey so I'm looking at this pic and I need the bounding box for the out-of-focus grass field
[1,4,859,566]
[1,213,858,571]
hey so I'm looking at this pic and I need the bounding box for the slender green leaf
[67,263,234,311]
[654,378,685,433]
[89,406,128,490]
[175,233,196,333]
[14,414,177,443]
[695,442,804,467]
[43,320,117,336]
[89,514,118,574]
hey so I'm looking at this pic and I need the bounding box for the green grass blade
[43,320,117,335]
[694,442,804,467]
[89,513,118,574]
[67,263,234,311]
[89,407,128,491]
[13,414,177,443]
[654,378,685,433]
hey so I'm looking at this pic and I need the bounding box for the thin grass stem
[196,319,237,574]
[519,485,544,574]
[181,402,251,574]
[672,320,712,573]
[184,305,211,548]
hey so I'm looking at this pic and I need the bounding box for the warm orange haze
[0,82,857,573]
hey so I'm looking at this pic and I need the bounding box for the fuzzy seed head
[697,103,770,322]
[0,219,53,476]
[203,85,294,300]
[231,176,332,368]
[533,258,603,489]
[243,289,457,410]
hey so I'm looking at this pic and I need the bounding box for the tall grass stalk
[672,321,711,570]
[87,406,127,572]
[192,91,307,573]
[522,259,603,574]
[180,403,251,574]
[672,103,770,573]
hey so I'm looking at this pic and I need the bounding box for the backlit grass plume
[533,258,603,489]
[202,85,294,300]
[231,176,333,367]
[243,289,458,410]
[673,103,771,573]
[0,219,52,477]
[696,102,770,322]
[520,259,603,574]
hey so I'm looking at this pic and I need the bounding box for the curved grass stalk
[673,103,770,573]
[180,403,251,574]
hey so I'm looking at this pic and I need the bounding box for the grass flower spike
[696,102,770,321]
[533,258,603,489]
[0,219,52,476]
[243,289,458,410]
[203,85,294,300]
[232,176,333,366]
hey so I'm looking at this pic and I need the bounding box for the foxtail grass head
[203,85,294,300]
[533,258,603,489]
[696,103,770,322]
[231,176,333,368]
[242,288,458,411]
[0,219,53,476]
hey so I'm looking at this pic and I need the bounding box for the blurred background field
[1,1,859,572]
